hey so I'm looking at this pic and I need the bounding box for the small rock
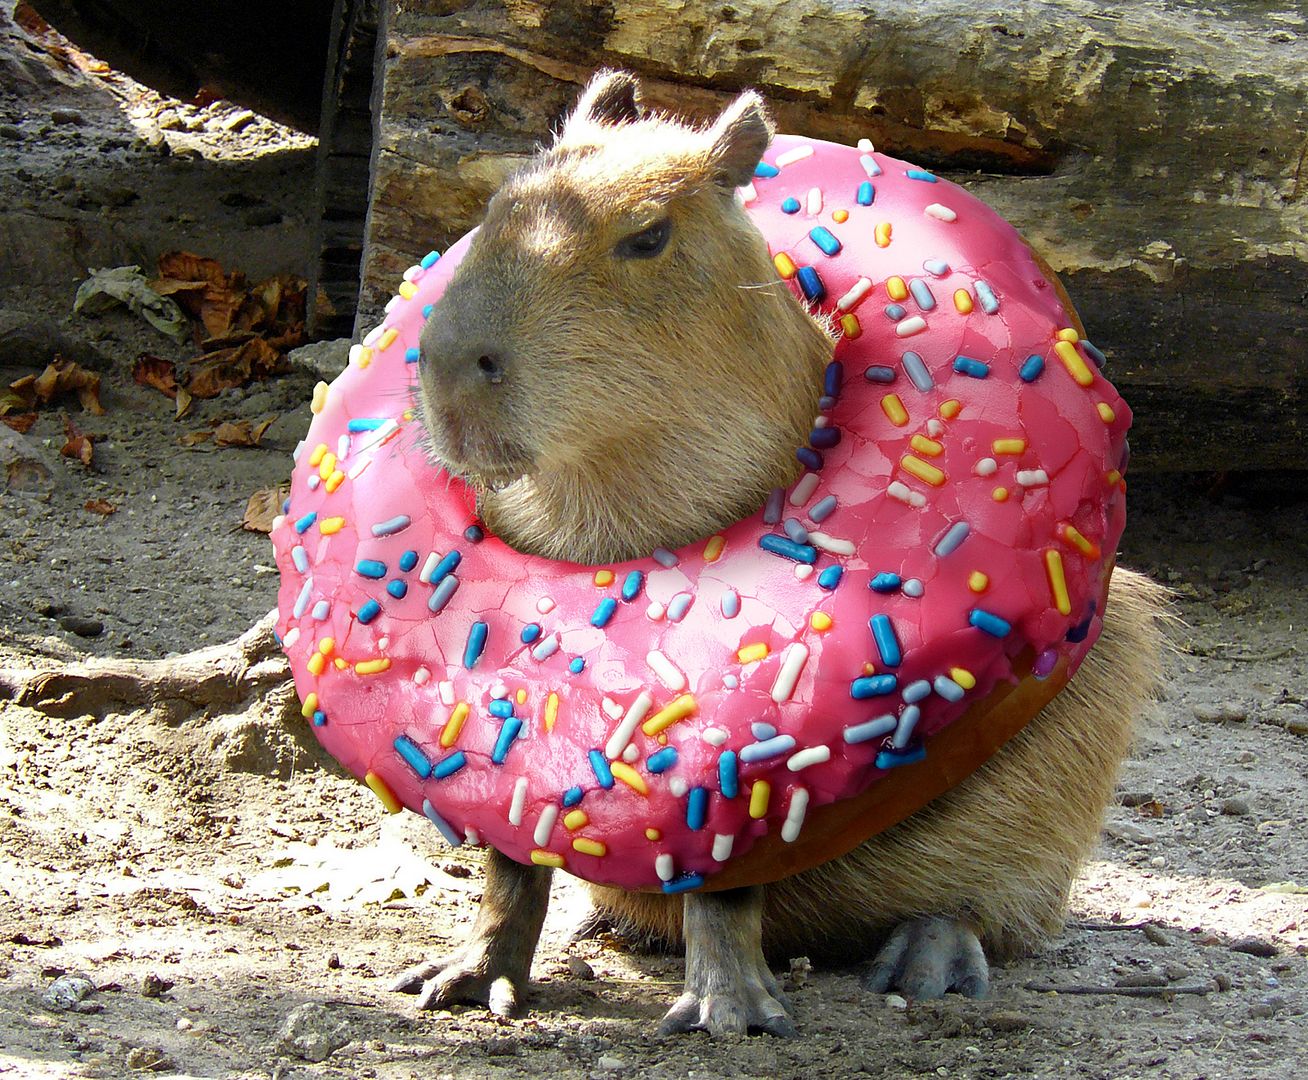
[788,954,813,987]
[1230,936,1277,958]
[176,1017,193,1031]
[42,973,97,1012]
[50,108,84,125]
[1220,797,1251,816]
[220,871,244,888]
[224,109,257,132]
[1214,973,1233,991]
[597,1055,629,1071]
[1127,889,1155,909]
[1106,821,1154,845]
[0,123,20,139]
[567,955,595,980]
[140,973,173,998]
[1164,963,1193,981]
[1233,750,1257,764]
[1192,704,1247,724]
[125,1045,173,1071]
[326,952,341,970]
[59,615,104,638]
[274,1002,351,1063]
[987,1010,1033,1033]
[885,993,908,1010]
[484,1036,522,1056]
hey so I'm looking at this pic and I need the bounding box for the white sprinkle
[490,681,509,699]
[601,696,623,720]
[837,276,873,311]
[857,137,874,153]
[418,552,440,583]
[508,777,528,826]
[782,788,810,842]
[346,457,371,481]
[536,596,555,614]
[282,627,300,649]
[1016,469,1050,487]
[377,636,389,651]
[622,743,640,763]
[353,417,398,454]
[722,674,739,689]
[337,434,350,460]
[809,531,856,555]
[271,514,286,531]
[903,578,925,597]
[604,690,653,760]
[413,666,431,686]
[712,834,735,862]
[533,803,558,846]
[668,777,689,798]
[384,296,400,314]
[646,601,666,621]
[814,415,829,428]
[771,643,810,704]
[775,144,815,167]
[655,853,675,881]
[806,186,823,215]
[403,264,423,282]
[306,475,321,490]
[926,419,945,437]
[787,745,831,771]
[789,472,820,505]
[738,181,758,204]
[348,344,364,365]
[794,563,814,580]
[362,325,385,346]
[896,316,927,337]
[438,679,454,704]
[887,481,917,506]
[292,440,305,461]
[859,153,882,177]
[532,636,560,661]
[464,826,481,846]
[975,457,998,476]
[702,726,729,746]
[924,203,958,222]
[647,650,686,691]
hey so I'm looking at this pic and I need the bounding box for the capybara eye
[615,218,671,259]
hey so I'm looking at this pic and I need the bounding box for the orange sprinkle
[901,455,946,486]
[840,313,861,339]
[992,486,1009,502]
[953,288,974,313]
[704,535,726,562]
[364,771,402,814]
[1057,523,1101,559]
[531,850,565,867]
[886,275,908,301]
[1096,402,1116,424]
[572,837,607,857]
[773,252,797,278]
[992,438,1026,455]
[319,516,345,535]
[939,399,962,419]
[593,569,614,587]
[881,393,909,426]
[968,571,989,593]
[440,702,469,748]
[910,435,943,457]
[832,209,849,223]
[875,222,893,248]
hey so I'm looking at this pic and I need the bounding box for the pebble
[484,1036,522,1057]
[1164,963,1193,981]
[788,954,813,987]
[50,108,84,125]
[326,952,341,969]
[41,973,98,1012]
[274,1002,352,1062]
[125,1046,173,1071]
[1220,797,1251,816]
[1229,936,1277,958]
[1105,821,1154,845]
[223,109,257,133]
[1142,923,1174,946]
[567,955,595,980]
[1192,703,1248,724]
[1214,973,1233,991]
[58,615,104,638]
[597,1055,630,1071]
[885,993,908,1010]
[140,973,173,998]
[0,123,20,139]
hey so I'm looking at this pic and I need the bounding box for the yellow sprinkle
[440,702,469,748]
[736,643,770,664]
[992,438,1026,455]
[810,611,833,632]
[910,435,943,457]
[377,327,398,351]
[863,661,878,675]
[564,810,589,831]
[1045,548,1072,616]
[642,694,698,736]
[334,657,347,670]
[402,409,414,421]
[364,771,402,814]
[1057,327,1081,342]
[881,393,909,426]
[300,692,318,719]
[645,828,661,841]
[968,571,989,593]
[886,274,908,300]
[749,780,771,819]
[1060,524,1097,557]
[516,688,527,705]
[1106,469,1122,486]
[1054,340,1094,387]
[704,535,726,562]
[398,280,417,300]
[953,288,974,314]
[939,399,962,419]
[572,837,607,857]
[354,346,372,368]
[840,313,862,339]
[307,652,326,675]
[593,570,614,587]
[544,691,559,733]
[318,637,335,655]
[773,252,797,279]
[308,442,329,467]
[901,455,946,486]
[325,470,345,493]
[610,761,649,795]
[992,487,1009,502]
[950,667,976,690]
[531,850,565,868]
[318,451,336,480]
[355,658,391,676]
[1097,401,1116,424]
[832,209,849,223]
[319,516,345,535]
[310,382,329,414]
[875,222,893,248]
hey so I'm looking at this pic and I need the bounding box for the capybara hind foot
[861,915,989,999]
[392,848,551,1016]
[659,886,796,1038]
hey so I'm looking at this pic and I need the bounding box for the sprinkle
[355,658,391,676]
[293,512,317,535]
[645,650,686,692]
[817,568,843,592]
[781,197,801,214]
[832,209,849,223]
[605,691,653,759]
[355,599,381,625]
[1045,549,1072,615]
[783,517,810,544]
[739,734,796,763]
[662,873,704,894]
[621,571,644,601]
[755,161,780,178]
[909,278,936,310]
[427,575,459,612]
[1055,340,1095,386]
[749,780,771,819]
[318,517,345,537]
[993,438,1026,455]
[290,545,309,574]
[507,776,529,825]
[652,547,679,568]
[775,144,815,167]
[1057,327,1080,343]
[902,351,934,392]
[1016,468,1050,487]
[911,435,943,457]
[875,222,893,247]
[903,578,925,597]
[1058,523,1101,558]
[953,355,990,378]
[796,266,826,303]
[953,289,974,314]
[782,788,810,842]
[860,153,882,176]
[902,679,932,703]
[376,328,398,351]
[686,787,709,830]
[647,747,679,773]
[809,226,842,256]
[386,580,408,599]
[892,705,922,749]
[773,252,797,278]
[530,850,564,867]
[808,495,838,524]
[896,316,926,337]
[721,589,740,617]
[703,535,726,562]
[885,303,906,321]
[310,381,329,414]
[422,799,462,846]
[993,487,1009,501]
[934,520,971,556]
[738,181,757,203]
[531,635,559,661]
[759,535,818,563]
[924,203,958,224]
[950,667,977,690]
[771,643,810,703]
[881,393,909,426]
[969,571,989,592]
[869,614,902,666]
[844,714,897,744]
[806,187,823,214]
[562,786,583,806]
[851,674,897,698]
[902,455,946,486]
[787,745,830,771]
[907,168,937,182]
[737,642,770,664]
[490,717,523,764]
[717,751,739,798]
[808,531,855,555]
[610,761,648,795]
[520,624,542,645]
[939,399,962,419]
[975,457,998,476]
[933,675,966,702]
[789,472,820,505]
[573,837,607,857]
[667,593,693,622]
[438,702,469,748]
[365,771,402,813]
[488,698,514,719]
[646,602,665,621]
[1097,401,1116,424]
[870,572,902,593]
[969,609,1012,636]
[712,834,735,861]
[642,693,697,735]
[591,597,618,628]
[1083,340,1108,366]
[655,854,675,881]
[587,749,615,789]
[568,657,585,674]
[300,692,319,720]
[421,550,461,585]
[544,691,559,732]
[865,365,896,384]
[393,736,432,778]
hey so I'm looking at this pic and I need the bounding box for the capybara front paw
[390,945,527,1016]
[658,983,796,1038]
[861,915,989,999]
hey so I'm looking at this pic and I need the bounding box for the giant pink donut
[271,133,1129,894]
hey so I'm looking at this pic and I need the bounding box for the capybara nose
[474,351,505,384]
[419,310,510,392]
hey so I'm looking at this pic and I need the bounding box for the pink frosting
[271,134,1129,894]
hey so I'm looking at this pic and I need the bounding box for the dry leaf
[133,354,179,398]
[188,337,288,398]
[1,412,37,433]
[213,416,277,448]
[34,356,105,414]
[178,431,212,447]
[174,387,193,420]
[84,498,116,515]
[60,416,94,467]
[242,485,290,533]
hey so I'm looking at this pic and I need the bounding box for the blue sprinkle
[876,745,926,770]
[281,496,291,514]
[924,259,950,276]
[781,196,801,214]
[721,589,740,618]
[667,593,692,621]
[291,545,308,574]
[857,180,875,205]
[420,250,441,269]
[969,609,1012,637]
[394,735,432,778]
[652,547,679,568]
[589,749,614,789]
[755,161,780,178]
[851,674,898,699]
[591,597,618,628]
[818,394,837,410]
[884,303,906,321]
[347,418,384,432]
[428,550,461,585]
[903,578,925,598]
[562,786,584,807]
[975,280,999,313]
[488,698,514,719]
[521,623,541,644]
[357,599,381,624]
[810,495,837,523]
[907,168,938,182]
[844,714,896,744]
[752,722,777,740]
[933,675,966,702]
[432,750,467,779]
[399,550,419,572]
[386,579,408,599]
[662,874,705,894]
[783,517,810,544]
[818,565,844,590]
[427,575,459,613]
[909,278,936,310]
[569,657,585,674]
[763,488,784,524]
[422,798,462,847]
[531,636,559,661]
[463,621,488,667]
[759,535,818,564]
[1082,340,1107,367]
[421,304,434,319]
[892,705,922,749]
[864,365,896,383]
[739,734,796,763]
[824,361,843,397]
[621,571,644,601]
[293,512,317,534]
[646,747,679,773]
[312,710,327,727]
[1019,354,1045,382]
[869,572,902,593]
[463,524,484,543]
[953,355,990,379]
[718,751,739,798]
[404,347,420,364]
[902,351,934,392]
[796,265,826,303]
[902,679,932,703]
[355,559,386,579]
[687,787,709,830]
[810,226,842,256]
[796,447,824,471]
[934,521,971,557]
[870,613,902,667]
[311,600,330,621]
[491,717,523,763]
[1066,609,1095,643]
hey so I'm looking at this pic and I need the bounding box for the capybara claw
[390,947,527,1016]
[861,915,990,999]
[658,987,796,1038]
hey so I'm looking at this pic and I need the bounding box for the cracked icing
[271,134,1129,893]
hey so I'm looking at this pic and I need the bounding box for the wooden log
[361,0,1307,471]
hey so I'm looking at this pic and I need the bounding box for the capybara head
[417,71,834,563]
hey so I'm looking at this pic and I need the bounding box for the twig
[1066,920,1148,932]
[1024,981,1212,998]
[1182,643,1297,663]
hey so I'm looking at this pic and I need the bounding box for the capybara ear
[561,70,643,138]
[705,90,774,189]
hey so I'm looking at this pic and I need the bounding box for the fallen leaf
[84,498,116,515]
[213,416,277,448]
[60,416,94,467]
[178,431,212,447]
[187,337,288,398]
[175,387,193,420]
[9,357,104,414]
[133,355,178,399]
[242,485,290,533]
[1,412,37,433]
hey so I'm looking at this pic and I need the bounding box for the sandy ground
[0,8,1305,1079]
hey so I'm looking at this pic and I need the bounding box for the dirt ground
[0,8,1304,1079]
